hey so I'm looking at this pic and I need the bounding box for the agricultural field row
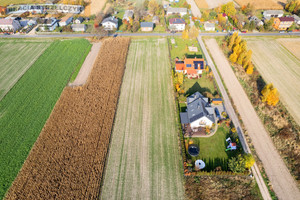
[0,39,92,199]
[0,40,51,100]
[234,0,286,10]
[5,38,130,199]
[101,38,185,200]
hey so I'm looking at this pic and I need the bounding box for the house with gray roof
[123,10,134,22]
[102,16,118,30]
[141,22,153,31]
[71,24,86,32]
[166,7,187,17]
[180,92,215,129]
[263,10,284,20]
[249,16,264,26]
[204,22,215,31]
[292,14,300,25]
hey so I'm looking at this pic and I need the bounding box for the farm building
[180,92,215,130]
[263,10,283,19]
[152,16,160,24]
[175,56,205,78]
[273,17,294,30]
[71,24,86,32]
[204,22,215,31]
[75,17,84,24]
[59,14,73,26]
[249,16,264,26]
[166,7,187,17]
[101,16,118,30]
[0,19,21,32]
[123,10,134,22]
[37,18,58,31]
[169,18,185,31]
[140,22,153,31]
[292,14,300,25]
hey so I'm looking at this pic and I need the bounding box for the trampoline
[188,144,200,156]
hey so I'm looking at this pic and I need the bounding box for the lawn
[169,37,202,61]
[187,124,239,171]
[101,38,184,200]
[0,40,51,100]
[0,39,92,199]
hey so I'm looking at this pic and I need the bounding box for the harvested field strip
[195,0,209,9]
[0,39,92,199]
[101,38,184,200]
[4,38,130,200]
[277,38,300,60]
[0,40,51,100]
[234,0,285,9]
[246,38,300,125]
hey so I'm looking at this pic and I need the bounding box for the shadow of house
[185,82,211,97]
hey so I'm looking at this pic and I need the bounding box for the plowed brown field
[5,38,130,200]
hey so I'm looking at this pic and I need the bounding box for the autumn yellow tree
[148,0,159,15]
[228,32,238,50]
[221,2,236,16]
[242,50,252,68]
[229,51,238,63]
[182,29,189,39]
[233,43,240,55]
[246,63,253,74]
[237,51,246,65]
[261,83,280,106]
[244,154,255,169]
[177,72,184,85]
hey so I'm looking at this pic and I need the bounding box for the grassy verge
[0,39,92,199]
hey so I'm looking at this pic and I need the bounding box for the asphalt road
[1,32,300,39]
[197,36,272,200]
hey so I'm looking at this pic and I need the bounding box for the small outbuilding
[204,22,215,31]
[140,22,153,31]
[71,24,86,32]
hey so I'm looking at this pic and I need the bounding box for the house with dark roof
[175,56,205,78]
[263,10,284,20]
[102,16,118,30]
[75,17,84,24]
[141,22,153,31]
[180,92,215,129]
[169,18,185,31]
[273,17,294,30]
[166,7,187,17]
[123,10,134,22]
[59,14,73,26]
[37,18,58,31]
[0,19,21,32]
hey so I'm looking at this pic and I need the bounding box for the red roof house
[175,56,205,78]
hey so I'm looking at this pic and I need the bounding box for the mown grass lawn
[169,37,202,61]
[186,124,240,171]
[0,39,92,199]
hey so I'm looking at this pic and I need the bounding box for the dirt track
[205,38,300,200]
[5,38,130,200]
[69,42,102,86]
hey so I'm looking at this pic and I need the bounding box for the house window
[186,64,192,68]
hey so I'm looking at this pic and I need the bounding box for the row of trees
[182,26,199,39]
[285,0,300,15]
[228,154,255,173]
[227,32,254,74]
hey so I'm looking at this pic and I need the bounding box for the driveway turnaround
[204,38,300,200]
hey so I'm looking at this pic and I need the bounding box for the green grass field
[0,39,91,199]
[169,37,202,61]
[187,124,236,171]
[0,40,51,100]
[101,38,184,200]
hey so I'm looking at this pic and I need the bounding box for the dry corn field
[195,0,209,9]
[234,0,286,9]
[204,0,233,9]
[4,38,130,200]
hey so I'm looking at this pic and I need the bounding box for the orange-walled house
[0,6,6,16]
[175,56,205,78]
[273,17,294,30]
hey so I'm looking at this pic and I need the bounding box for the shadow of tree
[256,75,266,95]
[185,82,211,97]
[202,157,228,171]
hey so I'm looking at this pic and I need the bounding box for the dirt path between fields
[186,0,201,18]
[69,42,102,87]
[205,38,300,200]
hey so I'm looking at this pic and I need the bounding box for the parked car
[215,108,221,119]
[4,32,10,35]
[279,31,285,33]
